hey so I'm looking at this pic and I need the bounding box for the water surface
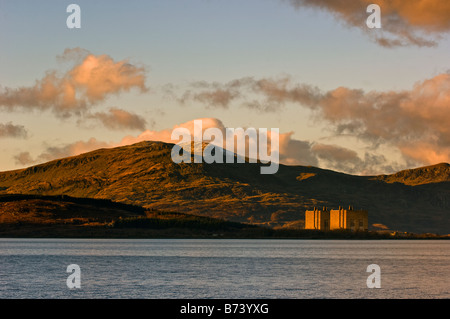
[0,239,449,299]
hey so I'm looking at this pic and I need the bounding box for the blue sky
[1,0,450,173]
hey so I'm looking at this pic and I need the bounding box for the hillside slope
[0,141,449,234]
[0,194,260,238]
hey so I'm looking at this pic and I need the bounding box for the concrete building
[304,206,331,230]
[305,206,368,231]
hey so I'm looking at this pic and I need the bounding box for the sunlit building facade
[305,206,368,231]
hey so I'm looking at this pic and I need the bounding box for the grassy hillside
[0,141,449,234]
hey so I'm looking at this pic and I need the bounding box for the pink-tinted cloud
[0,48,148,118]
[119,118,228,146]
[302,73,450,166]
[286,0,450,47]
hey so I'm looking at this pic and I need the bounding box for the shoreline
[1,224,448,240]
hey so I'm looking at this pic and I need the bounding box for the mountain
[0,141,449,234]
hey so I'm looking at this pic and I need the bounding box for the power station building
[305,206,368,231]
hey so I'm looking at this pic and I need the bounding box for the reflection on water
[0,239,449,299]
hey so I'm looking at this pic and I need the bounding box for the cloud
[84,108,148,131]
[175,72,450,168]
[0,48,148,118]
[176,79,248,108]
[14,152,35,166]
[15,138,111,166]
[312,143,360,163]
[118,118,229,147]
[299,73,450,166]
[246,73,450,166]
[40,138,111,161]
[285,0,450,47]
[278,132,318,166]
[0,122,28,139]
[311,143,397,175]
[191,89,240,109]
[277,137,398,174]
[176,76,320,111]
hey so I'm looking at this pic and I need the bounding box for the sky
[1,0,450,174]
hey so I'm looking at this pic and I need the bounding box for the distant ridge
[0,141,449,234]
[374,163,450,186]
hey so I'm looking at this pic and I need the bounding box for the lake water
[0,239,449,299]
